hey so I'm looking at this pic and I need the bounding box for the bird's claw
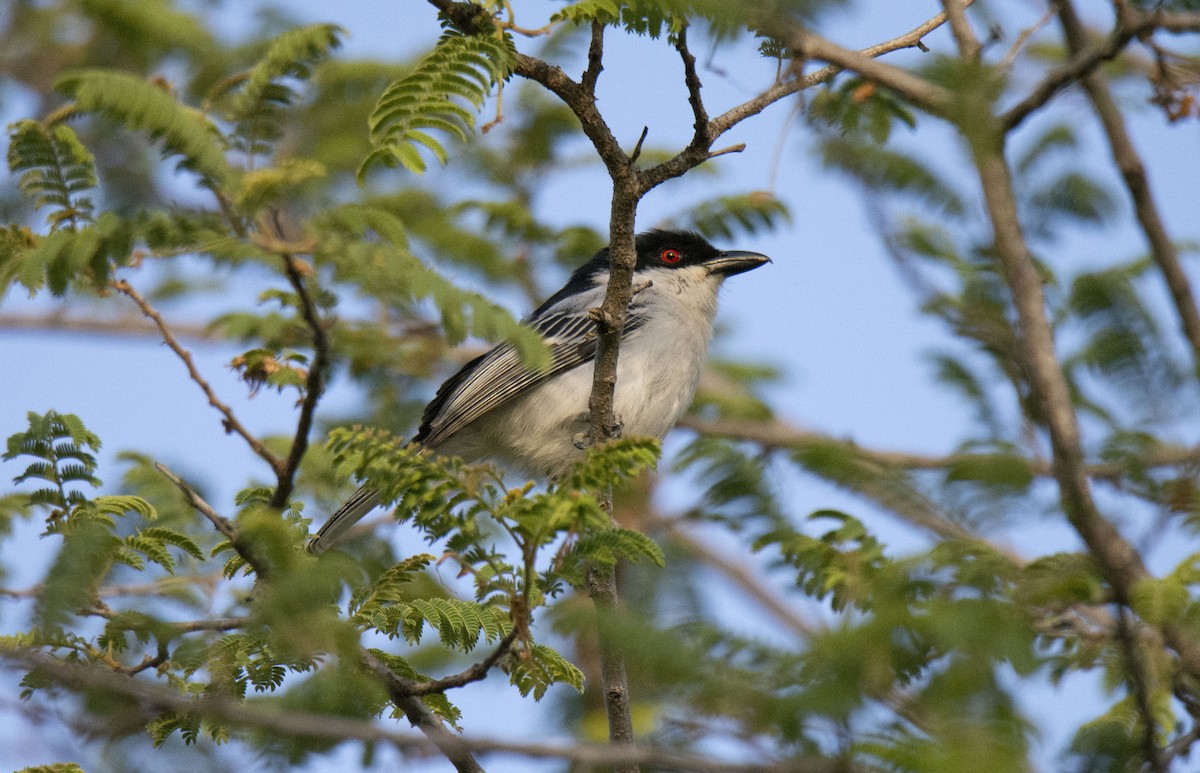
[572,413,624,450]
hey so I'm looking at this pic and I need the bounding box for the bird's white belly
[439,322,709,477]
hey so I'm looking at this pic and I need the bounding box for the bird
[308,229,770,553]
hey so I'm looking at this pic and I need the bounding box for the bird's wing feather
[415,304,646,448]
[307,485,381,554]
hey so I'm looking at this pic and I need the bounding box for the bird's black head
[632,229,722,270]
[531,229,769,317]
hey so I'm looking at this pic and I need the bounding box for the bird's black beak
[704,250,772,277]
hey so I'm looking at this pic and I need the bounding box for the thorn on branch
[628,126,649,165]
[708,143,746,160]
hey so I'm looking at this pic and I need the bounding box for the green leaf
[56,69,233,186]
[219,24,344,157]
[1028,172,1117,225]
[820,135,963,215]
[508,643,585,700]
[570,526,665,569]
[360,30,513,181]
[945,453,1033,491]
[566,437,660,491]
[7,120,97,230]
[1129,577,1188,625]
[682,192,791,241]
[36,521,116,630]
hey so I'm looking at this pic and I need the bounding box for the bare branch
[999,6,1158,132]
[998,4,1056,72]
[582,19,604,93]
[390,630,518,696]
[361,649,486,773]
[0,312,215,341]
[676,24,709,150]
[264,213,333,508]
[642,1,974,191]
[679,414,1200,482]
[112,279,284,475]
[1057,0,1200,365]
[699,0,975,150]
[154,462,270,580]
[939,0,980,60]
[153,463,237,543]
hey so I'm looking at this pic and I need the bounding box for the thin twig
[392,630,518,696]
[154,462,269,579]
[112,279,283,475]
[998,4,1056,72]
[268,212,332,509]
[661,521,813,637]
[676,24,710,150]
[153,463,238,543]
[641,2,973,191]
[999,6,1157,132]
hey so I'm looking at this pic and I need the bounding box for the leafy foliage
[7,121,97,230]
[361,30,514,179]
[56,69,233,186]
[216,23,344,158]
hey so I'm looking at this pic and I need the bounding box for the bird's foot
[572,413,624,450]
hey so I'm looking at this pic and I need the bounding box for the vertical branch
[939,0,980,60]
[676,24,710,151]
[952,19,1200,678]
[1056,0,1200,367]
[268,214,332,508]
[1115,606,1167,773]
[582,19,605,93]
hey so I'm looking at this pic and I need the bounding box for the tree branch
[361,649,486,773]
[265,215,333,509]
[2,646,839,772]
[154,462,270,580]
[679,414,1200,482]
[388,630,518,696]
[1056,0,1200,366]
[112,279,284,476]
[968,82,1200,681]
[999,5,1155,132]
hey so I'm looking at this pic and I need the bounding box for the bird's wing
[307,485,381,554]
[415,305,646,448]
[309,294,647,554]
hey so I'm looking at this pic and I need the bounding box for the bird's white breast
[438,266,722,477]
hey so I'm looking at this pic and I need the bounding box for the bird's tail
[307,485,382,554]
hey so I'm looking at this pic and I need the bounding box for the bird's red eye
[661,248,682,264]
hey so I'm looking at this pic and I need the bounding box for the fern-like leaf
[56,69,233,186]
[360,30,513,181]
[7,120,97,230]
[683,192,791,242]
[218,24,344,157]
[508,643,585,700]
